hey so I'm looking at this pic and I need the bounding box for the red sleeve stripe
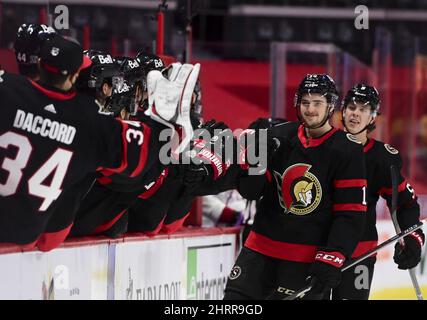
[92,209,127,235]
[352,240,378,258]
[99,122,129,176]
[265,170,272,183]
[145,217,166,237]
[36,223,74,252]
[131,123,151,178]
[379,181,407,195]
[162,212,191,234]
[333,179,366,188]
[138,168,169,200]
[97,176,112,185]
[333,204,367,212]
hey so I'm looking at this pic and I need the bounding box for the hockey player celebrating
[0,33,201,251]
[69,72,210,238]
[224,74,368,300]
[336,83,424,299]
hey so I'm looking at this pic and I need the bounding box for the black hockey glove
[393,229,425,270]
[180,119,233,188]
[305,249,345,300]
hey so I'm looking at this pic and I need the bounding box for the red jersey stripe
[333,179,367,188]
[138,168,169,200]
[130,123,151,177]
[29,80,76,100]
[297,125,338,148]
[36,223,74,252]
[352,240,378,258]
[145,217,166,237]
[363,139,375,153]
[244,231,317,263]
[162,212,191,234]
[333,204,367,212]
[99,121,129,176]
[379,181,407,195]
[92,209,127,235]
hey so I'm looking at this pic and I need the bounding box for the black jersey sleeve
[327,138,367,259]
[94,118,170,192]
[378,145,420,230]
[237,123,298,200]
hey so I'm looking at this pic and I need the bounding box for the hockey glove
[393,229,425,270]
[180,119,233,187]
[145,62,200,153]
[305,249,345,300]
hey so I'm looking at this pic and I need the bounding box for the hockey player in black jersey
[335,83,424,299]
[76,50,120,110]
[70,69,211,238]
[0,34,201,251]
[223,74,368,300]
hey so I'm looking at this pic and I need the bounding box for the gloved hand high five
[145,62,200,153]
[179,119,234,191]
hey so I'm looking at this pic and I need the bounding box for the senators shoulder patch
[384,144,399,154]
[346,133,362,144]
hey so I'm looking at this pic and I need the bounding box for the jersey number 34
[0,131,73,211]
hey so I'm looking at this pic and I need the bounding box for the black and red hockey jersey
[127,167,193,236]
[353,139,421,257]
[244,123,367,263]
[69,109,195,238]
[0,71,160,250]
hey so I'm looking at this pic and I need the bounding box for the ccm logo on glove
[315,251,345,268]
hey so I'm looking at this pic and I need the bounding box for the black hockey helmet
[294,74,339,129]
[76,50,120,94]
[14,23,56,77]
[342,83,380,116]
[115,56,145,84]
[135,52,165,76]
[104,78,136,118]
[294,74,339,107]
[342,83,381,133]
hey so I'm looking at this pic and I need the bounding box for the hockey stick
[282,220,425,300]
[390,165,424,300]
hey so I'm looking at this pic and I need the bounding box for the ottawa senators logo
[273,164,322,215]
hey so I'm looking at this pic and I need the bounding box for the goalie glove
[145,62,200,154]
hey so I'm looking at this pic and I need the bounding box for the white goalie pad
[145,62,200,153]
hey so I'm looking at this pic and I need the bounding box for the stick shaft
[390,165,423,300]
